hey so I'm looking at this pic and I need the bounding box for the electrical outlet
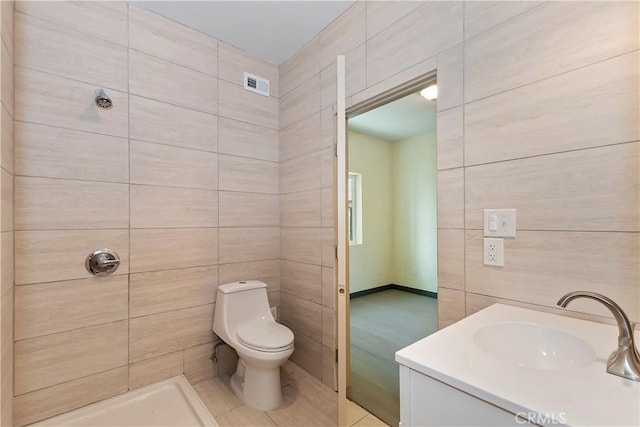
[484,238,504,267]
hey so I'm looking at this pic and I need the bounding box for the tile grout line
[126,1,131,390]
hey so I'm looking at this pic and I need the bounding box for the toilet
[213,280,294,410]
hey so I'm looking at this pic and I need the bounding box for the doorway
[345,87,439,425]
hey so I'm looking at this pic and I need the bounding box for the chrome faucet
[557,291,640,381]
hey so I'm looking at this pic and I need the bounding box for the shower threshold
[30,375,217,426]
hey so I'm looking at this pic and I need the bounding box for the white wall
[348,131,394,293]
[392,133,437,293]
[348,130,437,294]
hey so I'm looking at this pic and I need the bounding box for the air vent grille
[244,72,270,97]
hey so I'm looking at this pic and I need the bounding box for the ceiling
[135,1,355,65]
[348,92,437,142]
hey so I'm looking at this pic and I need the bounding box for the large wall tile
[436,44,463,111]
[366,1,462,86]
[321,43,366,108]
[437,288,465,329]
[131,185,217,228]
[321,228,335,268]
[321,266,335,309]
[1,105,13,174]
[15,68,128,137]
[129,304,214,363]
[129,6,217,76]
[366,0,422,39]
[0,168,12,232]
[281,260,321,304]
[280,151,322,194]
[219,42,279,97]
[463,1,542,40]
[465,143,639,232]
[1,37,13,117]
[436,168,464,229]
[280,113,321,162]
[1,0,14,57]
[218,80,278,129]
[464,1,639,102]
[0,232,13,295]
[319,2,365,70]
[14,367,128,427]
[465,52,639,165]
[130,266,218,318]
[280,292,322,342]
[15,320,128,395]
[218,227,279,264]
[280,36,319,97]
[280,75,320,129]
[130,96,218,152]
[465,230,640,321]
[350,55,436,107]
[15,229,129,284]
[218,117,278,162]
[131,140,218,190]
[437,229,465,290]
[15,1,127,46]
[14,122,129,183]
[130,50,217,115]
[288,332,322,380]
[321,188,334,228]
[15,276,128,340]
[219,154,279,194]
[130,228,218,273]
[184,342,216,384]
[281,227,322,265]
[15,12,128,91]
[128,351,184,390]
[218,259,280,291]
[15,177,129,230]
[281,190,322,227]
[322,306,334,347]
[219,192,279,227]
[436,106,463,170]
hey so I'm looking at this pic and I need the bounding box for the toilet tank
[213,280,272,339]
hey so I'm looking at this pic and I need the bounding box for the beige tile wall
[12,3,280,425]
[0,1,13,425]
[278,0,639,384]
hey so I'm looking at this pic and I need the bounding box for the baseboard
[350,284,437,299]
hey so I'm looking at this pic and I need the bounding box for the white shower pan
[31,375,217,426]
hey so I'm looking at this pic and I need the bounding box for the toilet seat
[237,318,294,353]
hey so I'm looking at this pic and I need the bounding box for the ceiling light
[420,85,438,102]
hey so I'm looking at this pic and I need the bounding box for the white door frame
[335,62,437,426]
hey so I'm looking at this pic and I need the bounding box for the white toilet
[213,280,294,410]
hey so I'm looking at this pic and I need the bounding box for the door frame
[336,60,437,425]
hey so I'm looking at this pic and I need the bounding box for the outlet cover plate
[484,237,504,267]
[484,209,516,238]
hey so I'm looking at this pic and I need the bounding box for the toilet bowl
[213,280,294,410]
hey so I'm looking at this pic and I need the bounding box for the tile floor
[193,361,388,427]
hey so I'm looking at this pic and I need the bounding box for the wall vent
[244,72,270,97]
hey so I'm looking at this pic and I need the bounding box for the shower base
[31,375,217,426]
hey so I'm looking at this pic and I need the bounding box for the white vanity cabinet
[398,365,524,427]
[395,304,640,427]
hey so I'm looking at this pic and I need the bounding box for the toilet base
[230,360,283,411]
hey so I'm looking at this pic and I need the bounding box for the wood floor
[348,289,438,426]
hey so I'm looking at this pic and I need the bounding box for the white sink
[395,304,640,426]
[473,321,596,370]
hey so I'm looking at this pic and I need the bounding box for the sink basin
[473,321,597,370]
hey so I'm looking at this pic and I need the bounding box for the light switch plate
[483,209,516,238]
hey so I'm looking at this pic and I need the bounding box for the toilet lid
[237,318,294,352]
